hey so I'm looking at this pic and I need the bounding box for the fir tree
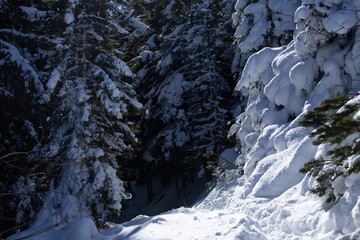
[299,94,360,203]
[0,0,55,236]
[135,0,235,203]
[231,0,300,74]
[34,0,143,227]
[0,0,145,235]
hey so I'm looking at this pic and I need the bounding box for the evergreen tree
[299,94,360,203]
[231,0,300,73]
[0,0,55,236]
[0,0,145,235]
[136,0,234,202]
[35,0,143,227]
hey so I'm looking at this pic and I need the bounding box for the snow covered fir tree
[0,0,56,235]
[0,0,144,236]
[122,0,236,215]
[2,0,360,239]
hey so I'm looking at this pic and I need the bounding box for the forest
[1,0,360,239]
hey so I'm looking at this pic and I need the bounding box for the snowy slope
[10,160,360,240]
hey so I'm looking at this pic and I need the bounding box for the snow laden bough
[228,0,360,237]
[299,94,360,204]
[3,0,145,236]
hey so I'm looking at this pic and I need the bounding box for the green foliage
[203,150,217,159]
[0,0,56,236]
[134,0,235,202]
[299,94,360,202]
[203,150,237,191]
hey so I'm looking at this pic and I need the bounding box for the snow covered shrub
[299,94,360,202]
[231,0,300,72]
[230,0,360,203]
[232,0,300,53]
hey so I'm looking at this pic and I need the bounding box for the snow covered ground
[8,143,360,240]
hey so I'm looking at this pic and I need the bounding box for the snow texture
[46,69,60,92]
[130,17,149,33]
[19,6,47,22]
[8,218,98,240]
[0,39,44,94]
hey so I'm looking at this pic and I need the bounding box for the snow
[156,54,173,76]
[64,11,75,25]
[7,218,98,240]
[19,6,47,22]
[0,39,44,93]
[17,165,357,240]
[289,58,317,92]
[7,0,360,239]
[294,6,309,23]
[88,148,105,158]
[15,131,360,240]
[323,10,357,34]
[23,120,38,140]
[46,69,61,92]
[112,56,134,77]
[157,73,184,107]
[140,50,153,62]
[163,1,176,18]
[64,0,76,25]
[130,17,149,33]
[233,0,299,53]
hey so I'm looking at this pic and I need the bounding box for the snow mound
[7,218,98,240]
[98,208,267,240]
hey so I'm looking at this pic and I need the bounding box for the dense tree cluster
[4,0,359,237]
[0,0,237,236]
[0,0,144,236]
[133,0,235,203]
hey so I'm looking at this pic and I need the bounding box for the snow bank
[8,218,98,240]
[98,209,267,240]
[226,0,360,238]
